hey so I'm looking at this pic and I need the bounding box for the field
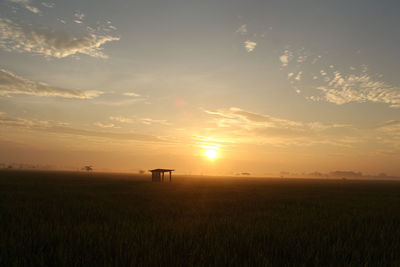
[1,170,400,266]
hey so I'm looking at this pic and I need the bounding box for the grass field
[1,170,400,266]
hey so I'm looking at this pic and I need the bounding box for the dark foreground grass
[1,171,400,266]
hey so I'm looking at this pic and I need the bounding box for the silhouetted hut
[149,169,174,182]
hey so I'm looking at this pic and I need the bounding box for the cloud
[0,113,162,142]
[123,92,140,97]
[0,18,119,58]
[74,11,85,20]
[0,69,102,99]
[236,24,247,35]
[205,108,303,128]
[92,96,148,106]
[7,0,41,14]
[93,122,118,128]
[244,40,256,52]
[279,46,400,108]
[0,114,52,128]
[205,107,302,127]
[316,71,400,107]
[109,116,170,125]
[41,2,54,8]
[279,48,314,68]
[279,50,293,67]
[109,116,134,123]
[47,126,162,142]
[294,71,302,81]
[204,108,399,154]
[72,11,86,24]
[374,120,400,151]
[140,118,171,126]
[103,21,118,31]
[204,107,357,146]
[375,120,400,129]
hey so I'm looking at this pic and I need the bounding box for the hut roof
[149,169,174,172]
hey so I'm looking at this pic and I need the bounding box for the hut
[149,169,174,182]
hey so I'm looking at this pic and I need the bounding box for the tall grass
[1,170,400,266]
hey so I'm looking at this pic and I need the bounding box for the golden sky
[0,0,399,176]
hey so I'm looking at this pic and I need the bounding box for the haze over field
[0,0,399,176]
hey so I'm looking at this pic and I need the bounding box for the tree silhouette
[82,165,93,171]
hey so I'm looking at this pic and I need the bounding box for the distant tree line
[279,170,393,179]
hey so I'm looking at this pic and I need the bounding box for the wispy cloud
[374,120,400,152]
[109,115,171,126]
[57,18,66,24]
[236,24,247,35]
[244,40,256,52]
[48,126,162,142]
[109,116,134,123]
[0,113,162,142]
[279,50,293,67]
[73,11,85,24]
[0,69,102,99]
[0,113,53,128]
[93,122,119,128]
[140,118,171,126]
[376,120,400,129]
[123,92,140,97]
[280,47,400,108]
[204,107,358,146]
[74,11,85,20]
[205,107,302,127]
[0,18,119,58]
[204,108,399,153]
[7,0,41,14]
[316,71,400,107]
[41,2,54,8]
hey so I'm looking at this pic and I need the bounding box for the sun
[204,149,218,160]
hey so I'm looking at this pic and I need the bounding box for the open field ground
[1,170,400,266]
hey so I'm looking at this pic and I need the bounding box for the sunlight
[204,149,218,160]
[194,135,224,161]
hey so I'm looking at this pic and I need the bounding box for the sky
[0,0,399,176]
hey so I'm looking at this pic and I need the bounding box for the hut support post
[149,169,174,182]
